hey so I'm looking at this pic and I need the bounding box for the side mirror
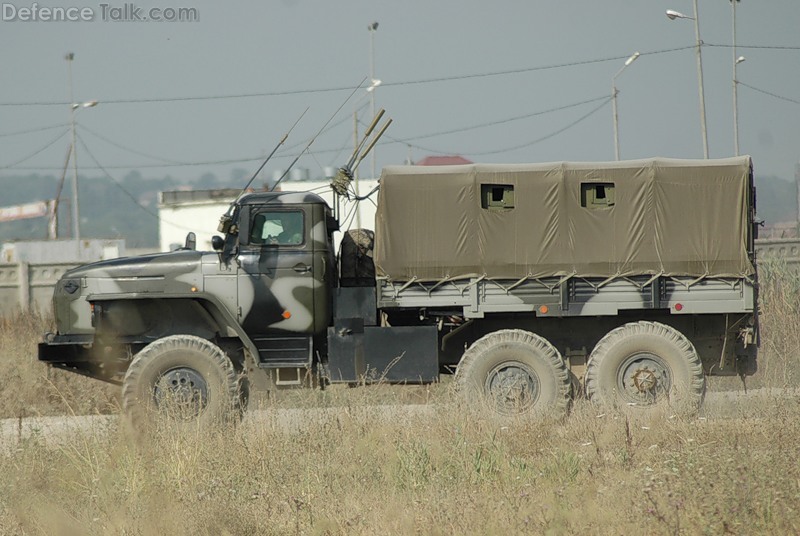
[184,232,197,251]
[211,235,224,251]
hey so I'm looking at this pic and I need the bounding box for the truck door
[236,206,318,335]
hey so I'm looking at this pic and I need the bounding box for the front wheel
[122,335,240,432]
[585,321,705,415]
[455,329,571,418]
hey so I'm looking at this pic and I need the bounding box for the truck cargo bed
[377,274,755,318]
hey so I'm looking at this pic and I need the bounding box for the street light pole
[65,53,98,258]
[666,2,709,158]
[368,21,378,182]
[692,0,709,158]
[612,52,640,161]
[66,52,81,246]
[731,0,744,156]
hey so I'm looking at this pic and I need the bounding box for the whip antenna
[271,76,369,192]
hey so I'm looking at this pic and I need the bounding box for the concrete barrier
[0,262,78,316]
[755,237,800,266]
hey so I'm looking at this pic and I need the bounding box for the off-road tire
[455,329,571,418]
[585,321,705,415]
[122,335,239,432]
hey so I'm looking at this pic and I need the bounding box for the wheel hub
[154,367,209,419]
[631,368,658,392]
[485,362,540,414]
[618,353,670,405]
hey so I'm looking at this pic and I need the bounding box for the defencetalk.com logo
[2,3,199,22]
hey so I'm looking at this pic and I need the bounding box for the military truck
[39,156,758,426]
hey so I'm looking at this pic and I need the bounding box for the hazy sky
[1,0,798,187]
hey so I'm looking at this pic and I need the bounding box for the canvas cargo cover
[374,156,755,281]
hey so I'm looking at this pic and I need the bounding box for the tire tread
[585,321,705,412]
[455,329,571,417]
[122,334,239,431]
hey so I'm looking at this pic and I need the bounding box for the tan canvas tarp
[374,156,755,281]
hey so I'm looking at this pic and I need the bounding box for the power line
[0,122,69,138]
[2,44,795,109]
[78,123,192,164]
[470,96,612,156]
[0,128,69,169]
[282,100,370,153]
[25,102,368,171]
[323,130,358,168]
[0,46,695,108]
[384,96,613,157]
[76,133,200,233]
[389,46,694,88]
[0,94,619,171]
[706,43,800,51]
[5,154,267,171]
[389,95,609,143]
[0,85,360,107]
[76,134,160,216]
[739,82,800,106]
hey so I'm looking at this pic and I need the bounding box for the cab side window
[249,210,304,246]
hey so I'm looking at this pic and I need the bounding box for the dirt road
[1,388,796,450]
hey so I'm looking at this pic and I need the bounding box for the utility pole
[731,0,744,156]
[368,21,378,181]
[65,53,97,257]
[66,52,81,249]
[666,4,709,158]
[612,52,640,161]
[692,0,709,159]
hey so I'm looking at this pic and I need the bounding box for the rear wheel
[585,321,705,414]
[455,329,571,418]
[122,335,239,432]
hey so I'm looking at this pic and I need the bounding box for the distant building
[158,179,380,252]
[159,188,242,252]
[415,155,473,166]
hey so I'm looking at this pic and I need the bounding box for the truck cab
[40,192,336,384]
[224,192,336,369]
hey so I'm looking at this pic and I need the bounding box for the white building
[158,180,380,252]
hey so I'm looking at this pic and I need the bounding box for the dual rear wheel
[585,321,706,414]
[454,329,572,418]
[455,322,705,417]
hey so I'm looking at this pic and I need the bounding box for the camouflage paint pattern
[50,191,335,349]
[235,192,333,336]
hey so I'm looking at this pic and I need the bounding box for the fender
[88,291,260,361]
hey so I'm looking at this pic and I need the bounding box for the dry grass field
[1,261,799,535]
